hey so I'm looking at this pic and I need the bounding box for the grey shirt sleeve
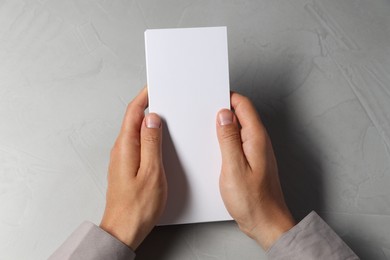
[48,221,135,260]
[267,211,359,260]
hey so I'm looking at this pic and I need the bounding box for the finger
[230,92,269,169]
[216,109,248,171]
[140,113,163,175]
[114,87,148,173]
[120,87,148,137]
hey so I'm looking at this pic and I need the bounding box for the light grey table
[0,0,389,259]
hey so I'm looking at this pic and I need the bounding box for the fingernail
[218,109,233,126]
[146,114,161,128]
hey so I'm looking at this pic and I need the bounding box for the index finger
[231,92,269,168]
[120,87,148,137]
[113,87,148,173]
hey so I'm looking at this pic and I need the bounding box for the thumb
[216,109,247,168]
[140,113,163,170]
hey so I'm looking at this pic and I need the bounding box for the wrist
[242,206,296,250]
[99,216,144,251]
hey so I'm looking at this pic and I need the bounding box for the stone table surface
[0,0,389,259]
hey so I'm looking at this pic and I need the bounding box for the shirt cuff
[48,221,136,260]
[266,211,359,260]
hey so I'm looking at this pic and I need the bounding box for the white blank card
[145,27,231,225]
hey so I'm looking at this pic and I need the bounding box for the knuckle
[126,100,135,111]
[241,95,250,103]
[221,128,241,143]
[239,96,252,106]
[125,102,134,115]
[144,163,159,174]
[110,144,124,160]
[110,137,140,157]
[139,163,163,180]
[143,134,160,144]
[126,101,144,118]
[243,97,253,106]
[252,127,268,144]
[110,142,120,157]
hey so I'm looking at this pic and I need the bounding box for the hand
[216,92,295,250]
[100,88,167,250]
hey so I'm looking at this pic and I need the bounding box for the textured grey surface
[0,0,389,259]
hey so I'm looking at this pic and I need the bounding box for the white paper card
[145,27,231,225]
